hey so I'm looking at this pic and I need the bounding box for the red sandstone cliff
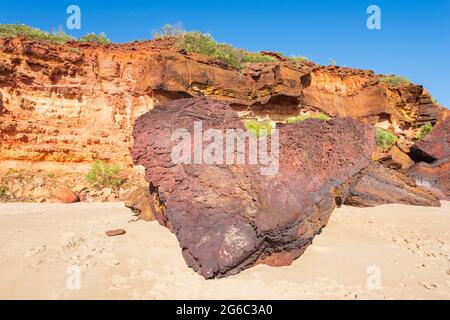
[0,37,446,167]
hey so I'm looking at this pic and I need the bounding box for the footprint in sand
[23,245,47,257]
[61,235,85,250]
[105,259,120,266]
[128,270,141,279]
[108,275,131,290]
[419,281,437,291]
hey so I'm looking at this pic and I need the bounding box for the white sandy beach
[0,202,449,300]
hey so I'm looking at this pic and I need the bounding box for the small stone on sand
[105,228,126,237]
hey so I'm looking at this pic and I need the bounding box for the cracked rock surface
[131,97,376,278]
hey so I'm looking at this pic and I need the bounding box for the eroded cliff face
[0,37,446,167]
[302,67,445,129]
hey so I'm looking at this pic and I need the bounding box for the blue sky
[1,0,449,107]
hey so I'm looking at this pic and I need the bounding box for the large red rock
[407,158,450,200]
[410,117,450,163]
[342,163,440,207]
[408,118,450,199]
[131,97,375,278]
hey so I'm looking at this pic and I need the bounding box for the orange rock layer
[0,37,446,166]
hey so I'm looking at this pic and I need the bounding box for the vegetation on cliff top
[288,55,310,68]
[79,32,111,44]
[431,97,440,106]
[375,127,398,151]
[0,23,430,90]
[0,23,111,45]
[0,24,74,44]
[153,23,275,69]
[379,75,412,86]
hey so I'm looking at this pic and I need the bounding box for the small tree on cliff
[152,23,274,69]
[153,22,185,38]
[79,32,111,44]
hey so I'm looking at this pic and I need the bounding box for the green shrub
[286,113,330,124]
[85,160,123,188]
[68,47,80,53]
[0,185,8,199]
[375,128,398,151]
[244,120,272,137]
[18,199,33,203]
[0,24,112,45]
[79,32,111,44]
[153,25,274,69]
[416,122,433,140]
[241,51,275,64]
[290,55,309,62]
[328,58,337,66]
[0,24,74,44]
[177,32,274,68]
[153,23,185,39]
[379,75,411,86]
[289,55,310,67]
[431,97,439,105]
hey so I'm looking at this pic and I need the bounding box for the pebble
[105,228,126,237]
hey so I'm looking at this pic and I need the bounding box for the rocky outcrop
[0,38,446,168]
[49,186,79,203]
[342,163,440,207]
[301,67,445,129]
[407,118,450,199]
[124,185,155,221]
[372,146,414,171]
[407,158,450,200]
[131,97,376,278]
[410,117,450,163]
[0,38,311,166]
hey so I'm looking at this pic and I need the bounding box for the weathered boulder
[124,185,155,221]
[388,146,414,170]
[342,163,440,207]
[410,117,450,163]
[131,97,375,278]
[372,146,414,171]
[49,186,79,203]
[407,117,450,199]
[407,158,450,200]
